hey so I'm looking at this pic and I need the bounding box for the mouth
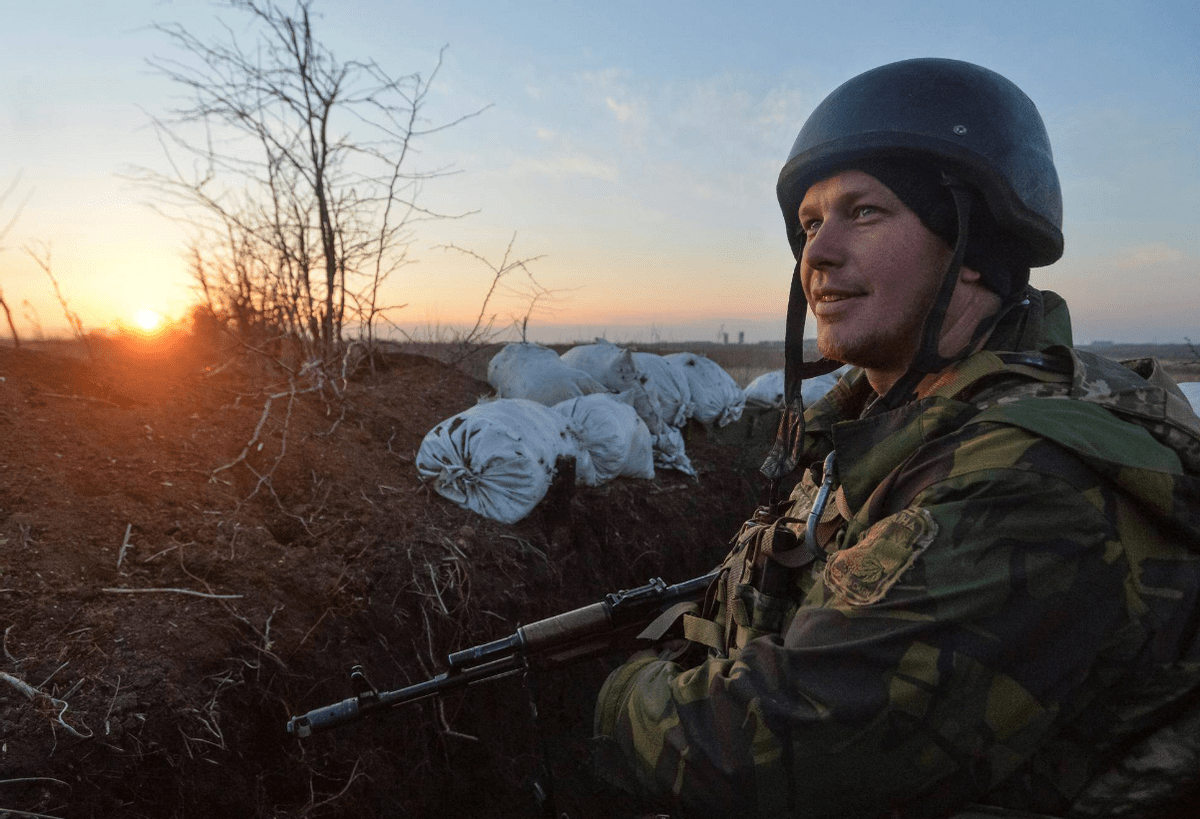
[809,288,864,319]
[811,289,864,304]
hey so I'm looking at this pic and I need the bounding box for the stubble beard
[814,311,925,372]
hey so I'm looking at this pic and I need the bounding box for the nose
[801,220,843,272]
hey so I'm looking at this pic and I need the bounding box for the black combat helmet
[776,57,1063,269]
[764,58,1065,483]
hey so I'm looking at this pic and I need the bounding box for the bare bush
[134,0,486,377]
[408,233,563,366]
[0,172,33,349]
[24,243,97,363]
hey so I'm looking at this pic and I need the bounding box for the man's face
[797,170,951,376]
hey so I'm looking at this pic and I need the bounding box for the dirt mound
[0,339,773,818]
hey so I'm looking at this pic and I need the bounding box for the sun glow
[134,309,164,332]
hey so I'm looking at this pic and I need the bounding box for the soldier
[594,58,1200,818]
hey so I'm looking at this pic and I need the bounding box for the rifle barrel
[286,570,719,737]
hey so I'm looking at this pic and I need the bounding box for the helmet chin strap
[762,174,1003,486]
[871,175,1000,414]
[761,260,844,484]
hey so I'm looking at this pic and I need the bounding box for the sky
[1,0,1197,345]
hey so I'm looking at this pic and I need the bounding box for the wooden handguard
[517,602,612,654]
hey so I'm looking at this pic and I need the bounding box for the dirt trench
[0,340,774,818]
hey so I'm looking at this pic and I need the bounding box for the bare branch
[23,244,95,362]
[1,173,33,349]
[431,234,561,362]
[135,0,487,366]
[0,171,34,247]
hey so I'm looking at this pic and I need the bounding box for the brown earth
[0,335,774,818]
[4,332,1196,819]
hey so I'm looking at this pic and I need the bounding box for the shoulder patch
[824,507,938,606]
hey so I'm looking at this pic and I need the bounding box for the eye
[853,205,879,219]
[801,218,822,237]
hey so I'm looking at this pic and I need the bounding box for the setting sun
[134,309,164,332]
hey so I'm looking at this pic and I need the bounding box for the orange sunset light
[134,309,164,332]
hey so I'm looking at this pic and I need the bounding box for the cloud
[512,125,618,181]
[605,96,636,122]
[582,68,646,127]
[487,66,817,230]
[754,83,817,133]
[512,152,618,181]
[583,67,629,89]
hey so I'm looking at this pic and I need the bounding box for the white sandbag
[561,340,664,434]
[744,366,851,409]
[416,398,582,524]
[1179,381,1200,413]
[632,351,692,428]
[664,352,745,427]
[560,339,639,390]
[801,365,852,405]
[744,370,785,409]
[487,342,608,406]
[554,394,655,485]
[652,424,696,477]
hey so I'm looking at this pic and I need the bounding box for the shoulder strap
[926,347,1200,476]
[1061,346,1200,475]
[924,349,1072,404]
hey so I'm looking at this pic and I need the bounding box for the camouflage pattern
[594,290,1200,818]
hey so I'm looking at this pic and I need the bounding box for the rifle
[286,569,718,738]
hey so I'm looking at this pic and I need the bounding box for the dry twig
[41,393,120,407]
[116,524,133,571]
[299,758,364,817]
[3,625,20,664]
[101,587,243,600]
[0,807,68,819]
[0,670,92,739]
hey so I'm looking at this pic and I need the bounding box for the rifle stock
[286,569,718,738]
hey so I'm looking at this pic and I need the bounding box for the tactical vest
[664,347,1200,819]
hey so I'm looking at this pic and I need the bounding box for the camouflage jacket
[594,290,1200,818]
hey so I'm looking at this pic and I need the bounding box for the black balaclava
[852,157,1029,300]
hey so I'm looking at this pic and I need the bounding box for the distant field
[5,336,1196,385]
[409,338,1200,387]
[411,339,790,387]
